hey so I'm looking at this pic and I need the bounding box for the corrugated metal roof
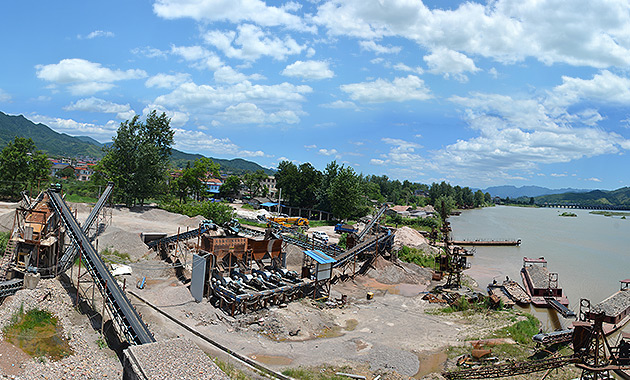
[303,249,336,264]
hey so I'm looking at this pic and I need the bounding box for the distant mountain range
[0,111,273,175]
[535,187,630,206]
[483,185,591,198]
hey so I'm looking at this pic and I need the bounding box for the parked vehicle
[312,231,329,244]
[334,223,357,234]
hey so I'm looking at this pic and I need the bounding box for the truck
[334,223,357,234]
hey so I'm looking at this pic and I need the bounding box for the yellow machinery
[267,217,309,228]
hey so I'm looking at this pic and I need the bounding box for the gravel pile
[124,338,229,380]
[392,227,438,254]
[0,279,122,379]
[234,207,271,222]
[368,256,433,285]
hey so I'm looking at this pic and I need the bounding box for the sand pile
[392,226,437,254]
[234,208,271,221]
[368,256,432,285]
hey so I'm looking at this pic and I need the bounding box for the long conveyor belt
[356,205,387,241]
[333,230,393,268]
[48,189,155,345]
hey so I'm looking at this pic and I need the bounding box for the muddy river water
[449,205,630,332]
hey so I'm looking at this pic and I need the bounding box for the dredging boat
[487,278,531,307]
[520,257,574,317]
[581,279,630,336]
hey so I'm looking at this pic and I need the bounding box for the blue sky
[2,0,630,190]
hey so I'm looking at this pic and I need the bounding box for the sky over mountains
[2,0,630,189]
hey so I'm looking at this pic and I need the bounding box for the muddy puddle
[5,324,73,360]
[249,353,293,366]
[413,350,447,378]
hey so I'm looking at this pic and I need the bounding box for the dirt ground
[0,201,524,379]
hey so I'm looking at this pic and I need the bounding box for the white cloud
[153,80,311,125]
[393,63,424,75]
[313,0,630,69]
[304,144,317,149]
[204,24,305,61]
[172,128,267,158]
[64,97,135,120]
[170,45,223,70]
[145,73,191,89]
[0,89,11,102]
[213,66,264,84]
[28,114,118,142]
[35,59,147,95]
[551,173,567,177]
[424,48,480,82]
[318,148,341,158]
[586,177,602,182]
[281,60,334,80]
[547,70,630,109]
[131,46,168,59]
[340,75,432,103]
[142,104,190,127]
[79,30,115,39]
[153,0,313,32]
[321,100,358,110]
[359,40,402,54]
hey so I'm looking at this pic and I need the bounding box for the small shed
[302,249,336,299]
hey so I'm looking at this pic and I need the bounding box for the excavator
[266,216,309,229]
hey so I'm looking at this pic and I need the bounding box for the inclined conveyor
[356,205,387,241]
[545,296,576,318]
[48,189,155,345]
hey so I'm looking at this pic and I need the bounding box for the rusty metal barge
[581,280,630,336]
[520,257,573,316]
[450,239,521,246]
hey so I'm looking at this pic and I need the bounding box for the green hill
[536,187,630,206]
[0,111,274,175]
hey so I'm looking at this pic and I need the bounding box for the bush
[398,245,436,268]
[160,200,235,224]
[0,231,11,255]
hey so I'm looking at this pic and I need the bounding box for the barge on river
[520,257,571,312]
[582,280,630,336]
[450,239,521,246]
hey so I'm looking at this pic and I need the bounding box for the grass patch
[212,357,251,380]
[3,305,73,359]
[0,230,11,255]
[559,212,577,217]
[397,245,437,268]
[492,313,539,345]
[100,248,131,263]
[590,210,630,217]
[238,219,267,228]
[308,220,338,228]
[283,366,353,380]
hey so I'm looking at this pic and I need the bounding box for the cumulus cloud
[28,114,118,142]
[547,70,630,109]
[340,75,432,103]
[145,73,191,89]
[393,63,424,75]
[152,80,311,125]
[79,30,115,39]
[313,0,630,69]
[213,66,264,84]
[131,46,168,59]
[282,60,334,80]
[153,0,313,32]
[170,45,223,70]
[35,59,147,95]
[424,48,480,82]
[359,40,402,54]
[142,104,190,127]
[321,100,358,110]
[64,97,135,120]
[204,24,305,61]
[318,148,341,158]
[172,128,267,158]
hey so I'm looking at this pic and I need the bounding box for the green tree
[98,111,174,207]
[0,137,51,198]
[434,195,456,221]
[243,169,268,197]
[219,175,242,198]
[175,158,220,202]
[328,165,362,220]
[484,192,492,203]
[56,166,76,179]
[474,190,485,207]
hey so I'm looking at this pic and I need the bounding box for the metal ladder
[0,240,18,281]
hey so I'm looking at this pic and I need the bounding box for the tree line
[0,111,492,223]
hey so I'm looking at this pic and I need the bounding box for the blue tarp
[303,249,336,264]
[260,202,287,207]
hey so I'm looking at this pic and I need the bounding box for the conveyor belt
[48,189,154,345]
[0,278,23,298]
[357,205,387,241]
[333,230,393,268]
[146,221,215,248]
[55,182,114,274]
[545,296,576,318]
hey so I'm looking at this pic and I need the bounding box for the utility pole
[277,188,282,214]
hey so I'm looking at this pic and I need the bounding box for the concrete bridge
[539,203,630,211]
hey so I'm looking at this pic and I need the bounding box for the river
[449,205,630,331]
